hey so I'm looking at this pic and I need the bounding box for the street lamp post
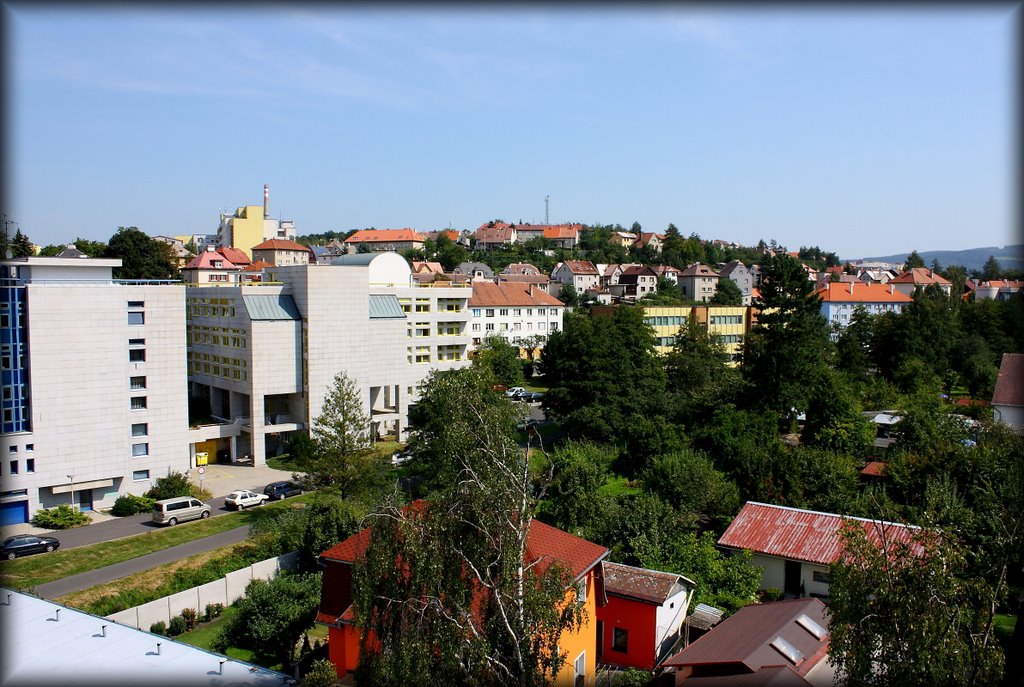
[67,474,75,510]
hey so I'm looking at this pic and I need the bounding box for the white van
[152,496,211,526]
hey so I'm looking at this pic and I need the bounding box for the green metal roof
[368,294,406,319]
[242,294,302,321]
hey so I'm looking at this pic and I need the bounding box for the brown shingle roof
[993,353,1024,406]
[603,562,691,605]
[662,598,829,676]
[680,263,719,277]
[561,260,599,275]
[217,246,251,266]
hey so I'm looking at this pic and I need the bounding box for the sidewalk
[0,462,299,540]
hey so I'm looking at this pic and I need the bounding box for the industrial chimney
[263,184,269,220]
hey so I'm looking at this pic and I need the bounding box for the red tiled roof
[718,502,920,566]
[217,246,251,266]
[321,511,608,583]
[411,261,445,274]
[544,225,581,240]
[344,229,425,243]
[244,259,273,272]
[634,233,664,247]
[993,353,1024,406]
[475,225,516,242]
[502,263,541,275]
[603,562,691,605]
[476,221,512,232]
[890,267,952,286]
[183,250,240,271]
[252,238,309,251]
[816,282,913,303]
[662,598,829,678]
[469,281,563,307]
[860,461,886,477]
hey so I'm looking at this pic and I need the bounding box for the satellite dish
[4,249,11,260]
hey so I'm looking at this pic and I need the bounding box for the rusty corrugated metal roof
[718,502,920,566]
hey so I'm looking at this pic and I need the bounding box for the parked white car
[224,489,269,510]
[505,387,526,397]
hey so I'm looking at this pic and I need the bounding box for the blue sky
[4,4,1017,259]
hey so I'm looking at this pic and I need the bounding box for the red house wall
[596,595,658,670]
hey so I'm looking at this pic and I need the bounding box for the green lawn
[598,475,643,498]
[994,613,1016,642]
[175,605,239,649]
[0,493,314,590]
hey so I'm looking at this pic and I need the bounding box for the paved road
[34,525,252,599]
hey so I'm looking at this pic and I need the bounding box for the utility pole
[544,196,550,225]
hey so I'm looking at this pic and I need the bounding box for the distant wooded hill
[852,245,1023,273]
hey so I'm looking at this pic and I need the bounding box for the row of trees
[12,226,180,280]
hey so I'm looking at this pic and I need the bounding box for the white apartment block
[0,257,188,524]
[185,252,471,467]
[467,282,564,352]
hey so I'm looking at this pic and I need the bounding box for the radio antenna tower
[544,195,550,225]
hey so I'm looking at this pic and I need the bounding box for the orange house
[316,518,609,685]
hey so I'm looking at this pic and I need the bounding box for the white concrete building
[184,252,472,467]
[467,282,564,351]
[0,257,188,524]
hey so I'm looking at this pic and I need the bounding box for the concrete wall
[107,551,297,630]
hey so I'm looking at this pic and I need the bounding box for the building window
[485,323,495,331]
[129,349,146,362]
[132,469,150,481]
[499,309,509,316]
[485,309,495,317]
[26,444,33,451]
[131,397,147,410]
[127,311,145,325]
[26,458,34,473]
[472,308,481,317]
[128,338,145,346]
[128,301,145,308]
[612,627,628,652]
[9,460,17,475]
[7,446,15,454]
[812,570,831,584]
[131,423,148,437]
[130,376,147,390]
[132,443,149,457]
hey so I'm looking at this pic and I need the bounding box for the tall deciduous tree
[709,276,742,305]
[353,367,583,687]
[309,371,382,499]
[828,520,1004,686]
[474,335,526,387]
[540,307,673,459]
[106,226,177,279]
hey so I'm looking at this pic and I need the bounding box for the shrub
[145,471,192,501]
[167,615,187,636]
[761,587,783,602]
[149,621,167,636]
[204,602,224,622]
[31,504,91,529]
[110,493,156,517]
[612,668,652,687]
[301,658,340,687]
[180,607,199,631]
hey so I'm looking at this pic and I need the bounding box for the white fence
[105,551,298,630]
